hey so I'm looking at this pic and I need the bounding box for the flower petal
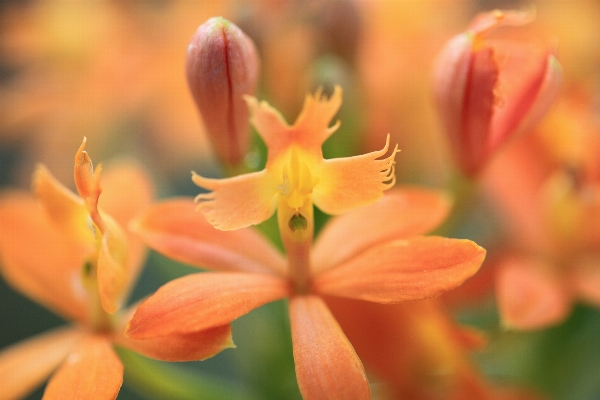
[313,236,485,303]
[193,169,278,230]
[43,335,123,400]
[289,295,370,400]
[114,306,234,362]
[312,134,399,215]
[245,86,343,160]
[0,326,84,400]
[0,193,89,322]
[495,256,571,330]
[98,159,155,292]
[97,214,130,314]
[292,85,343,150]
[572,255,600,308]
[313,187,451,274]
[126,272,290,339]
[131,198,285,276]
[32,163,95,245]
[74,137,105,233]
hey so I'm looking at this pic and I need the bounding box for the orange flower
[484,95,600,329]
[127,83,486,399]
[434,9,562,176]
[0,139,233,399]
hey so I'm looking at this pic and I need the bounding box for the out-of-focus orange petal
[572,255,600,307]
[313,236,485,303]
[0,193,89,322]
[97,214,129,314]
[289,295,370,400]
[495,256,571,330]
[489,44,561,150]
[0,326,84,400]
[114,306,234,362]
[312,134,399,215]
[131,198,286,276]
[98,159,155,292]
[126,272,289,339]
[43,335,123,400]
[32,164,95,245]
[193,169,278,230]
[313,187,451,274]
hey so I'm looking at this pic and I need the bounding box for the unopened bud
[186,17,260,166]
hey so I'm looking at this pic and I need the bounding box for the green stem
[433,171,480,238]
[117,347,260,400]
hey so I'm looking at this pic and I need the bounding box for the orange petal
[313,236,485,303]
[114,305,234,362]
[312,134,399,215]
[313,187,451,274]
[43,335,123,400]
[126,272,290,339]
[192,169,278,230]
[572,255,600,307]
[0,326,84,400]
[97,214,130,314]
[495,257,571,330]
[98,160,155,293]
[289,295,370,400]
[131,198,286,275]
[292,85,343,150]
[245,86,343,160]
[0,193,89,322]
[489,45,561,151]
[74,137,106,233]
[32,163,95,245]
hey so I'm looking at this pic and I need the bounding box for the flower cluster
[2,3,598,400]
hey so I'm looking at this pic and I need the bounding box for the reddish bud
[434,10,562,176]
[186,17,260,166]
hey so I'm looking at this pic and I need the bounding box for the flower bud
[433,10,562,176]
[186,17,260,166]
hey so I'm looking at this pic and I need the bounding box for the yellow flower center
[275,146,319,211]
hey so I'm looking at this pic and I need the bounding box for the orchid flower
[0,139,233,400]
[484,97,600,329]
[126,88,486,399]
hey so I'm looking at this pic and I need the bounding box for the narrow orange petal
[126,272,289,339]
[313,236,485,303]
[495,257,571,330]
[74,137,105,233]
[292,85,343,150]
[32,164,95,244]
[192,169,278,230]
[289,295,370,400]
[97,215,130,314]
[244,94,291,158]
[0,193,89,322]
[312,134,399,215]
[572,256,600,307]
[131,198,286,275]
[0,327,84,400]
[98,160,155,294]
[43,335,123,400]
[114,305,234,362]
[313,187,451,274]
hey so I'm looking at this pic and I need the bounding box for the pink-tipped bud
[186,17,260,166]
[434,9,562,176]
